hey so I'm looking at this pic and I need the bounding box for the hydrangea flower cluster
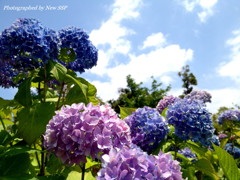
[178,147,196,159]
[44,103,132,165]
[224,143,240,159]
[184,90,212,103]
[156,95,179,114]
[124,107,169,153]
[97,146,183,180]
[217,109,240,125]
[0,18,58,87]
[218,133,228,140]
[167,99,215,146]
[58,27,98,73]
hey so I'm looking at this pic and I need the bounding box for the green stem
[0,117,6,130]
[56,81,65,109]
[39,136,45,176]
[34,144,41,169]
[43,65,47,103]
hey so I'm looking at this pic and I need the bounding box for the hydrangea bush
[124,106,169,153]
[44,103,132,165]
[218,109,240,125]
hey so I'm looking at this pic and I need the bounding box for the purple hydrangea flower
[97,146,183,180]
[224,143,240,159]
[184,90,212,103]
[0,18,58,87]
[44,103,132,165]
[124,107,169,153]
[156,95,179,114]
[178,147,196,159]
[218,133,228,140]
[167,99,215,146]
[218,109,240,125]
[58,27,98,73]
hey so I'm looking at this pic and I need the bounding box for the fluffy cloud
[218,30,240,84]
[182,0,218,22]
[140,32,166,49]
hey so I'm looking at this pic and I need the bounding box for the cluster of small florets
[124,106,169,153]
[217,109,240,125]
[167,98,215,146]
[184,90,212,103]
[58,27,98,73]
[44,103,131,165]
[224,143,240,159]
[156,95,179,114]
[178,147,196,159]
[0,18,98,88]
[97,145,183,180]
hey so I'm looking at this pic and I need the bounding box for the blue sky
[0,0,240,113]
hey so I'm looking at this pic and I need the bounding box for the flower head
[97,146,183,180]
[184,90,212,103]
[58,27,98,73]
[178,147,196,159]
[124,107,169,153]
[167,99,215,146]
[44,103,131,165]
[156,95,179,114]
[218,109,240,125]
[224,143,240,159]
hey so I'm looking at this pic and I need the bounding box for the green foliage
[58,48,76,64]
[119,106,136,119]
[213,144,240,180]
[178,65,197,97]
[17,102,55,144]
[108,75,170,113]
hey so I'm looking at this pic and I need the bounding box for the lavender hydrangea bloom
[218,133,228,140]
[124,107,169,153]
[58,27,98,73]
[156,95,179,114]
[178,147,196,159]
[44,103,132,165]
[97,146,183,180]
[167,99,215,146]
[0,18,58,87]
[224,143,240,159]
[218,109,240,125]
[184,90,212,103]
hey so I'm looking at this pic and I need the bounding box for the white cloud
[218,30,240,84]
[141,32,166,49]
[182,0,218,22]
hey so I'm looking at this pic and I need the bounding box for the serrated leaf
[14,77,33,107]
[213,144,240,180]
[17,102,55,144]
[194,158,219,179]
[119,106,136,119]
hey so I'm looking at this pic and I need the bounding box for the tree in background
[108,75,170,113]
[178,65,197,98]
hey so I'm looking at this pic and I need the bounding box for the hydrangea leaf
[14,77,33,107]
[58,48,76,64]
[48,61,67,81]
[0,98,12,110]
[194,158,219,179]
[17,102,55,144]
[119,106,136,119]
[213,144,240,180]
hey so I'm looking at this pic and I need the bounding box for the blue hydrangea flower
[167,99,215,146]
[208,135,220,146]
[0,18,58,87]
[218,109,240,125]
[97,145,183,180]
[156,95,179,114]
[178,147,196,159]
[184,90,212,103]
[124,106,169,153]
[224,143,240,159]
[58,27,98,73]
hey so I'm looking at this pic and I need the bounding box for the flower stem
[81,163,86,180]
[56,81,65,109]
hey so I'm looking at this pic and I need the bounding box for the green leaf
[0,98,12,110]
[182,166,197,180]
[0,153,31,176]
[58,48,76,64]
[0,146,41,158]
[0,130,12,146]
[119,106,136,119]
[194,158,219,179]
[48,61,67,81]
[213,144,240,180]
[14,77,33,107]
[220,138,229,148]
[66,171,95,180]
[17,102,55,144]
[65,74,88,104]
